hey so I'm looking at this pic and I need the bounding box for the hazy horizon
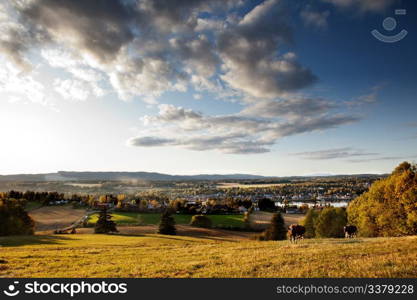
[0,168,391,177]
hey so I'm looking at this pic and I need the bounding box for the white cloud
[321,0,395,13]
[0,0,318,105]
[218,1,316,99]
[241,97,336,119]
[54,78,92,101]
[291,147,377,160]
[195,18,225,32]
[0,0,366,155]
[0,60,49,106]
[108,55,188,103]
[301,7,330,29]
[129,100,360,154]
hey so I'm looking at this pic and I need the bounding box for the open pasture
[0,234,416,278]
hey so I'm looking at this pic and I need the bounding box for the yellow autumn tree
[347,162,417,237]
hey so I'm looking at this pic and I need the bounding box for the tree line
[1,162,415,238]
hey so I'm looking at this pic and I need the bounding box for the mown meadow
[0,234,416,278]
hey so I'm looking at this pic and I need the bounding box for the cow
[343,225,357,238]
[287,224,306,242]
[54,227,77,234]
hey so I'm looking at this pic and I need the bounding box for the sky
[0,0,416,176]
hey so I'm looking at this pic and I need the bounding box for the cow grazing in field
[288,224,305,242]
[343,225,357,238]
[54,227,77,234]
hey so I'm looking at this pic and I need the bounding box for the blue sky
[0,0,416,176]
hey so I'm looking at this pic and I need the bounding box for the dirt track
[29,206,87,231]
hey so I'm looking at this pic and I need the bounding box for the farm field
[25,201,43,211]
[87,211,303,229]
[27,206,303,232]
[0,234,416,278]
[87,212,246,228]
[248,211,304,230]
[29,205,87,231]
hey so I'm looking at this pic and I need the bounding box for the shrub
[347,162,417,237]
[258,198,276,212]
[94,207,118,234]
[315,207,347,238]
[158,211,176,235]
[302,209,319,238]
[247,206,254,214]
[258,213,287,240]
[0,198,34,236]
[190,215,212,228]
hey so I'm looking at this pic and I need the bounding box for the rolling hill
[0,171,266,182]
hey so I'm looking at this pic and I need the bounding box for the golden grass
[0,234,416,278]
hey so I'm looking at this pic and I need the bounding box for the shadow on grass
[108,233,147,238]
[0,235,78,247]
[154,233,241,243]
[109,228,240,243]
[306,238,365,245]
[333,239,364,244]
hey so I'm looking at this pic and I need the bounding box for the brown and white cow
[287,224,306,242]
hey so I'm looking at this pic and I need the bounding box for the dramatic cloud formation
[0,1,222,103]
[0,0,317,103]
[217,0,316,98]
[0,0,367,154]
[129,101,360,154]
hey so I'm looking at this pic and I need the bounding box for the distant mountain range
[0,171,267,182]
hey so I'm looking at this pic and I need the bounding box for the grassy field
[87,212,245,228]
[0,234,416,278]
[25,201,43,211]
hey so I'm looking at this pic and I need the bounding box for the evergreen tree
[94,206,118,234]
[158,210,176,235]
[260,212,287,240]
